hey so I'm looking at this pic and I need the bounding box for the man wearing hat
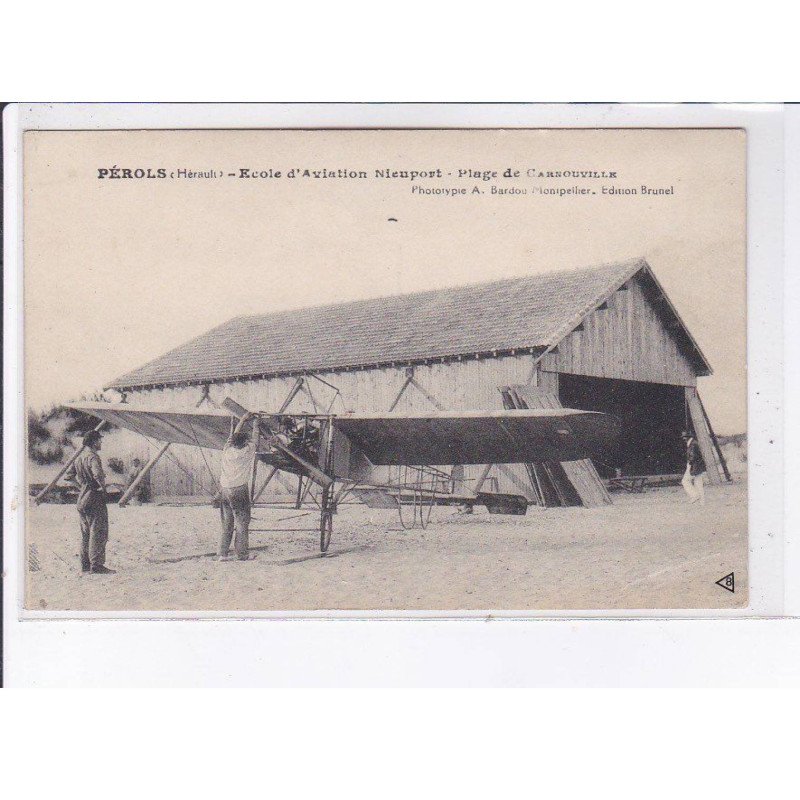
[64,429,116,573]
[681,430,707,505]
[127,457,151,504]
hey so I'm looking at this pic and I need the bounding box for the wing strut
[118,442,170,507]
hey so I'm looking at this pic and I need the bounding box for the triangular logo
[715,572,735,593]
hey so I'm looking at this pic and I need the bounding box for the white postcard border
[3,103,792,685]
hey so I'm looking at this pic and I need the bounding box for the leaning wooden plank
[388,373,414,412]
[409,377,447,412]
[684,387,723,485]
[119,443,170,507]
[499,387,545,504]
[506,384,612,507]
[496,464,537,500]
[472,463,494,494]
[698,391,731,482]
[562,460,612,506]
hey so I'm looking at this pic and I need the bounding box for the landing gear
[319,421,335,554]
[320,497,333,553]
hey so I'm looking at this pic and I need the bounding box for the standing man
[218,411,260,561]
[63,429,115,574]
[127,457,152,503]
[681,430,707,504]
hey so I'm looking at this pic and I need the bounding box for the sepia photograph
[21,127,747,613]
[2,7,799,794]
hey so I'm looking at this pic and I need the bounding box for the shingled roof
[108,257,710,390]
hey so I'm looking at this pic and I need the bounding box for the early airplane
[67,397,621,553]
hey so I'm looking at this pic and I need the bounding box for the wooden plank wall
[538,276,697,386]
[115,273,706,498]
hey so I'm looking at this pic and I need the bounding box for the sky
[24,128,746,432]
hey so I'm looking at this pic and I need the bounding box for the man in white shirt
[218,411,259,560]
[680,430,707,505]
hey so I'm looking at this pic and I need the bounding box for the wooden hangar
[101,257,728,507]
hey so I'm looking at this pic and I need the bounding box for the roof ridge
[108,255,683,391]
[237,256,647,322]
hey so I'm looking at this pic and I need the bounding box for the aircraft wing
[68,401,325,481]
[69,402,620,467]
[67,402,235,450]
[333,408,620,466]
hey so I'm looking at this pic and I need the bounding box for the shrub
[64,394,115,435]
[107,457,125,475]
[64,409,102,436]
[28,398,116,463]
[27,412,51,446]
[30,440,64,466]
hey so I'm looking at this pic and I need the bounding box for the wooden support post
[119,442,170,507]
[34,421,105,505]
[699,393,731,482]
[496,463,537,501]
[301,381,319,412]
[388,372,414,412]
[409,378,446,411]
[472,463,494,494]
[684,387,724,486]
[253,466,279,502]
[295,475,305,509]
[196,384,212,407]
[500,387,541,504]
[280,377,305,412]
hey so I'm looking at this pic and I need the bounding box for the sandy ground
[24,481,748,612]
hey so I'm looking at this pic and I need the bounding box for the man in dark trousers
[64,429,116,573]
[681,430,707,505]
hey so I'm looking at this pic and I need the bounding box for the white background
[1,7,798,800]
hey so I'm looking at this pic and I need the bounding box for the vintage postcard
[21,126,747,612]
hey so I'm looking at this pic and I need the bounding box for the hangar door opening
[557,373,686,478]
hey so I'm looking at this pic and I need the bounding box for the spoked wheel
[320,509,333,553]
[318,420,336,554]
[319,483,334,553]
